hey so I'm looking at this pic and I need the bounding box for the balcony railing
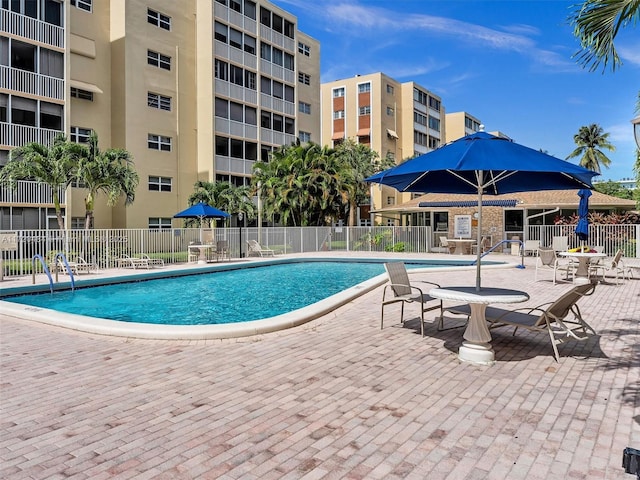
[0,180,66,206]
[0,122,63,148]
[0,65,65,101]
[1,9,65,49]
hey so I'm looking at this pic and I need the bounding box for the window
[284,117,295,134]
[71,88,93,101]
[215,59,228,81]
[333,87,345,98]
[284,20,295,39]
[260,76,271,95]
[414,130,427,147]
[244,35,256,55]
[149,217,172,229]
[358,82,371,93]
[230,64,243,86]
[216,136,229,156]
[40,101,62,130]
[272,114,283,132]
[147,8,171,30]
[414,111,427,126]
[148,134,171,151]
[465,116,481,131]
[229,101,243,122]
[272,81,283,99]
[70,217,85,229]
[245,106,257,125]
[70,0,92,12]
[260,42,271,62]
[429,96,441,111]
[245,70,256,90]
[298,42,310,56]
[284,85,294,103]
[230,138,243,158]
[229,28,243,49]
[148,92,171,111]
[386,196,395,205]
[70,126,91,143]
[386,106,394,116]
[260,7,271,27]
[298,72,310,85]
[428,116,440,131]
[272,48,283,66]
[428,136,440,149]
[359,106,371,115]
[299,102,311,114]
[149,176,172,192]
[214,22,228,43]
[299,131,311,143]
[215,97,229,118]
[413,88,428,106]
[230,0,241,13]
[284,52,294,71]
[147,50,171,70]
[333,110,345,119]
[260,111,271,128]
[244,0,256,20]
[386,84,394,94]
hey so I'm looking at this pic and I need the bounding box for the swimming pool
[1,257,507,339]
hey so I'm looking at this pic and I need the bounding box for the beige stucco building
[1,0,320,229]
[320,73,445,226]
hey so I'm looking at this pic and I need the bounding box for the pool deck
[1,252,638,479]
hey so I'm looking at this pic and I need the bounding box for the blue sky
[272,0,639,182]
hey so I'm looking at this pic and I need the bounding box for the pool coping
[0,256,517,340]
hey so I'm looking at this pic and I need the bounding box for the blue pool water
[4,260,472,325]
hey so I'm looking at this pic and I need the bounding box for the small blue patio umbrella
[174,201,230,224]
[366,131,598,290]
[575,189,592,248]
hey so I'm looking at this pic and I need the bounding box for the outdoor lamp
[238,212,244,258]
[633,116,640,149]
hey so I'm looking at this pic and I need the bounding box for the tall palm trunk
[84,192,95,230]
[52,191,65,230]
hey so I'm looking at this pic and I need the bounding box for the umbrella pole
[476,180,483,291]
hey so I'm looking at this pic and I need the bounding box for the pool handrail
[54,252,75,291]
[32,254,54,294]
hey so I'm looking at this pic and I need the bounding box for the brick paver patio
[1,253,638,479]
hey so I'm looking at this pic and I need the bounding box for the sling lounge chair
[534,247,573,284]
[246,239,276,257]
[381,262,447,336]
[446,283,597,361]
[589,249,630,285]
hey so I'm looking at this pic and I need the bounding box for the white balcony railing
[1,9,65,49]
[0,180,66,206]
[0,65,65,101]
[0,122,62,148]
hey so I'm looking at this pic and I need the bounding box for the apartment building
[1,0,320,229]
[320,73,444,225]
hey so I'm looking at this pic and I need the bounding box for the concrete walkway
[1,253,638,479]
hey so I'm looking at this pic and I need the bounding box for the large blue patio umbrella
[366,131,599,290]
[575,189,591,247]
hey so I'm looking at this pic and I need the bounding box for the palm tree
[0,134,83,230]
[76,133,139,229]
[566,124,615,173]
[187,181,256,227]
[569,0,640,72]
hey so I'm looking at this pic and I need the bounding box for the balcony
[0,65,65,101]
[0,180,66,206]
[0,9,65,49]
[0,122,63,148]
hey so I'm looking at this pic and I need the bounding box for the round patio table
[558,251,606,285]
[429,286,530,365]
